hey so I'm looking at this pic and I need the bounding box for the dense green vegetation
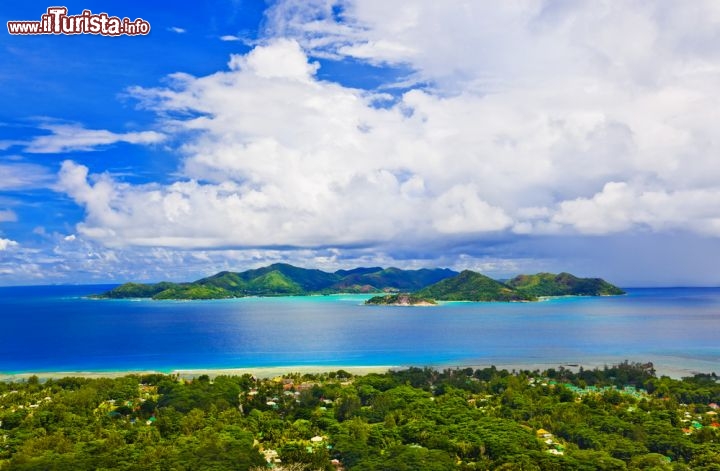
[335,267,458,292]
[416,270,534,302]
[415,270,625,302]
[364,293,437,305]
[95,264,624,302]
[95,264,458,300]
[97,282,181,299]
[507,273,626,297]
[2,362,719,470]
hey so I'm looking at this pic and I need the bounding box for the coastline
[0,365,398,382]
[1,357,715,382]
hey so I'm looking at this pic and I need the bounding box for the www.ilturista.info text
[7,7,150,36]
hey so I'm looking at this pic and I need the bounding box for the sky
[1,0,720,286]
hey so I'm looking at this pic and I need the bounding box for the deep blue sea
[1,285,719,377]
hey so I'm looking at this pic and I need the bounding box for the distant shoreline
[1,359,715,382]
[0,365,397,382]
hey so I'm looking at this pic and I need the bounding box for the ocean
[0,285,718,377]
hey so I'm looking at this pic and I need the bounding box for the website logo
[7,7,150,36]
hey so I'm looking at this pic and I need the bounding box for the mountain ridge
[94,264,624,302]
[95,265,459,300]
[416,270,534,302]
[506,272,626,297]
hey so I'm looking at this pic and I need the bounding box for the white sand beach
[0,357,715,382]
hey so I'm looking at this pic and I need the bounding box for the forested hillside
[2,363,718,470]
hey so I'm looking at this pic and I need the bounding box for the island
[364,293,437,306]
[507,272,626,297]
[413,270,626,302]
[416,270,534,302]
[94,263,625,302]
[94,264,457,300]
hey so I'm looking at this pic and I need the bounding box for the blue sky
[1,1,720,286]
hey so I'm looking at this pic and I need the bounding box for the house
[536,428,553,439]
[262,449,281,465]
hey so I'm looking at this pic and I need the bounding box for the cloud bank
[36,1,720,285]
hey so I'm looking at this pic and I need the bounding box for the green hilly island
[413,271,625,303]
[507,272,626,297]
[96,263,624,302]
[96,264,457,300]
[416,270,535,302]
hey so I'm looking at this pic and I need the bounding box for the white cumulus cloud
[0,238,18,251]
[55,2,720,255]
[553,182,720,236]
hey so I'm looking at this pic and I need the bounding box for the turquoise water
[0,285,718,375]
